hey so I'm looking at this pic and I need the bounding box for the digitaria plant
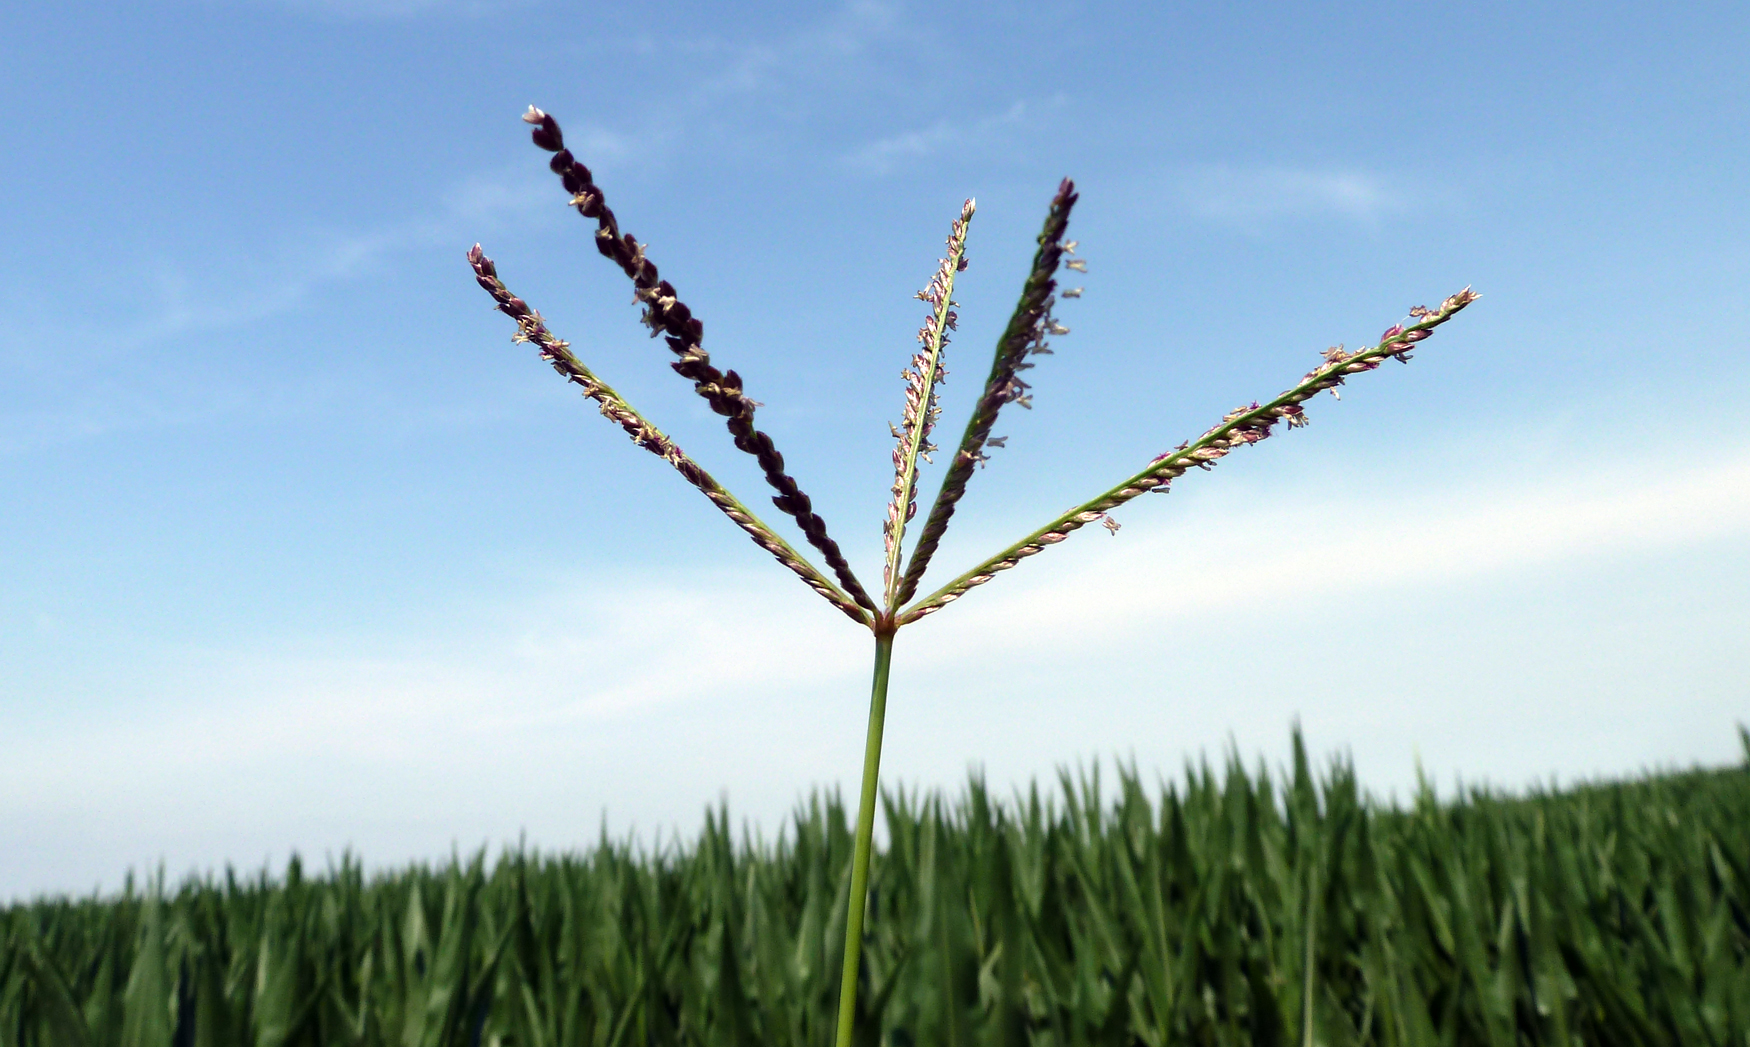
[469,105,1478,1047]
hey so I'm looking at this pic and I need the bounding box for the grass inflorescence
[463,105,1487,1045]
[6,734,1749,1046]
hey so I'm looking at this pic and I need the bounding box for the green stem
[836,630,895,1047]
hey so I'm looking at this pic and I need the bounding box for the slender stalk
[1302,858,1319,1047]
[835,629,895,1047]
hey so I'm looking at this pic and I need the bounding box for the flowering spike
[897,288,1479,624]
[522,107,875,613]
[467,246,868,625]
[883,199,975,610]
[895,179,1080,607]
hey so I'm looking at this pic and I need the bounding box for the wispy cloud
[12,440,1747,781]
[307,161,566,283]
[6,438,1747,897]
[10,161,556,358]
[0,566,869,898]
[842,100,1049,176]
[0,163,559,455]
[913,445,1750,666]
[0,570,862,787]
[697,0,902,98]
[571,1,922,164]
[268,0,534,20]
[1173,164,1409,229]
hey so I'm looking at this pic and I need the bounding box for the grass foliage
[6,732,1748,1046]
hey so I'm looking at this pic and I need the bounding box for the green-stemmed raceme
[465,247,867,622]
[472,105,1479,1047]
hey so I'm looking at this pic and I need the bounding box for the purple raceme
[521,106,876,613]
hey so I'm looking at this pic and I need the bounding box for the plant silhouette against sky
[469,105,1477,1047]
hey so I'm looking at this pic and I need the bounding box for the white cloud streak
[915,447,1750,665]
[5,439,1746,898]
[11,444,1748,783]
[269,0,532,20]
[842,101,1039,176]
[1173,165,1409,228]
[0,163,560,455]
[697,1,902,97]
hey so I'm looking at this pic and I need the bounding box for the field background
[6,734,1747,1046]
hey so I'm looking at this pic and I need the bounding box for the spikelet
[882,200,975,611]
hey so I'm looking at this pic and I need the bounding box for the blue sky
[3,0,1747,900]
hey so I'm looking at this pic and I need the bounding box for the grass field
[6,730,1747,1046]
